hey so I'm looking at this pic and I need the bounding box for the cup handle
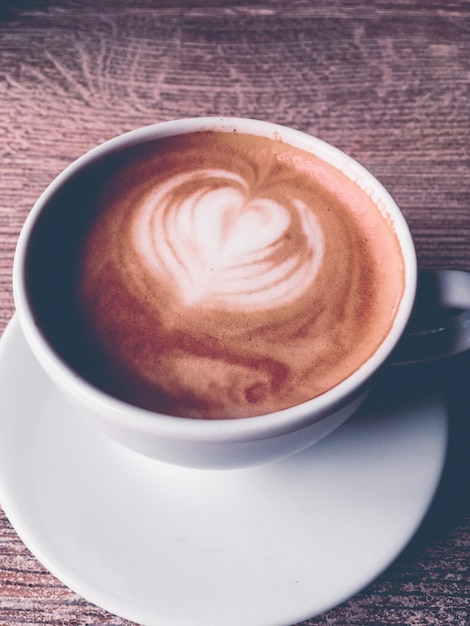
[391,269,470,365]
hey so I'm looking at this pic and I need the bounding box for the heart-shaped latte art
[132,170,324,311]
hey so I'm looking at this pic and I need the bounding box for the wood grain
[0,1,469,624]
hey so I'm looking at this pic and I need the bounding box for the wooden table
[1,1,469,624]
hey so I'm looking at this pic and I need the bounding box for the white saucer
[0,316,448,626]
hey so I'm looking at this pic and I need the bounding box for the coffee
[27,131,404,419]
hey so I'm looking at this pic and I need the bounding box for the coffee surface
[72,131,404,418]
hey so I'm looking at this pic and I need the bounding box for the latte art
[73,131,404,419]
[133,169,324,311]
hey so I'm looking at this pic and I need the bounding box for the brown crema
[75,131,404,419]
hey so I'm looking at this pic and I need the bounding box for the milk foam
[132,170,324,311]
[75,131,405,419]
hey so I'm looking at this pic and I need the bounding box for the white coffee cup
[12,118,470,469]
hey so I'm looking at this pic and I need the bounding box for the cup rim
[13,117,418,444]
